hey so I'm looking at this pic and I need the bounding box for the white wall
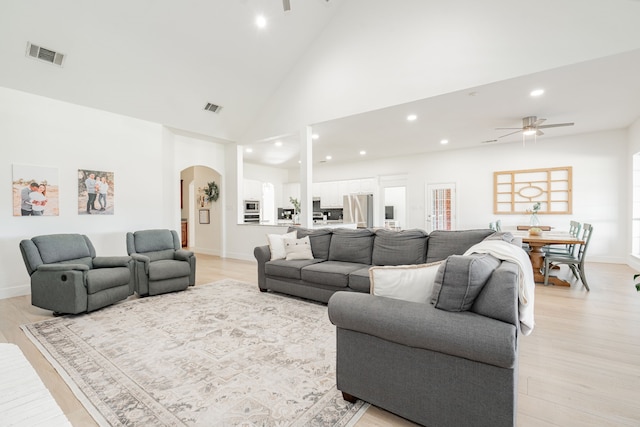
[0,87,226,298]
[313,129,627,263]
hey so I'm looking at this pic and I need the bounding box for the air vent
[204,102,222,113]
[26,42,65,67]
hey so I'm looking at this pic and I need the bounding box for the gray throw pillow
[484,231,515,244]
[430,253,500,312]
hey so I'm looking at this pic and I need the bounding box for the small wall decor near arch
[494,166,572,214]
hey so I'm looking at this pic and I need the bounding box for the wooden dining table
[512,230,585,286]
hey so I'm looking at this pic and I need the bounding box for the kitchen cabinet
[282,182,300,208]
[243,179,262,201]
[318,181,341,208]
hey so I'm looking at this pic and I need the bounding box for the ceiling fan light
[523,129,537,136]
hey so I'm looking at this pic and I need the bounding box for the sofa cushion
[132,229,176,252]
[284,236,314,260]
[372,229,428,265]
[265,259,324,280]
[370,261,443,304]
[32,234,94,264]
[301,261,370,288]
[267,230,297,260]
[431,254,500,311]
[288,227,332,260]
[328,228,374,265]
[425,229,495,263]
[348,267,371,292]
[148,259,191,281]
[86,266,131,294]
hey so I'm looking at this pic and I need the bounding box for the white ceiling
[2,0,640,171]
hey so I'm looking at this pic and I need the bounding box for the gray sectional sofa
[254,226,523,426]
[254,226,495,302]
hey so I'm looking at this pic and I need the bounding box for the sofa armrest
[37,263,89,272]
[254,245,271,290]
[174,249,194,261]
[328,292,517,369]
[130,253,150,263]
[93,256,131,268]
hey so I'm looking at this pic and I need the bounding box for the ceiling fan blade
[536,129,544,136]
[283,0,291,11]
[498,129,523,139]
[533,118,546,126]
[494,127,521,130]
[537,122,574,129]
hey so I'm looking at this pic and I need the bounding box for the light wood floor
[2,255,640,426]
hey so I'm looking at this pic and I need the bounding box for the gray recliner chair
[126,229,196,296]
[19,234,134,314]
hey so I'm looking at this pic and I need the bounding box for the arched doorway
[180,165,222,255]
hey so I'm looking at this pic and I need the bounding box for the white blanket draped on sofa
[464,240,535,335]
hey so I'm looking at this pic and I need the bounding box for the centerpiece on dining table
[528,202,542,235]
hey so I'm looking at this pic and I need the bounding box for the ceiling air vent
[204,102,222,113]
[26,42,65,67]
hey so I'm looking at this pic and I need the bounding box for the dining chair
[543,223,593,291]
[544,220,582,256]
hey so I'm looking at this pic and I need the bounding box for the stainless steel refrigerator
[343,194,373,228]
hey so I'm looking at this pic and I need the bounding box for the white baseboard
[0,284,30,300]
[223,251,256,262]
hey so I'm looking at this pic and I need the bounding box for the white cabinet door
[282,183,300,207]
[243,179,262,200]
[359,178,376,194]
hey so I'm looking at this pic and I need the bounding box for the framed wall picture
[199,209,210,224]
[78,169,115,215]
[12,164,60,216]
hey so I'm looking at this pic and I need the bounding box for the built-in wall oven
[244,200,260,213]
[243,200,261,223]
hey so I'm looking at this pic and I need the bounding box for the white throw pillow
[284,236,314,260]
[369,261,444,304]
[267,231,297,260]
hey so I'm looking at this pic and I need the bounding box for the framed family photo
[12,164,60,216]
[78,169,115,215]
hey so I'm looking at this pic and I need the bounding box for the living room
[2,1,640,425]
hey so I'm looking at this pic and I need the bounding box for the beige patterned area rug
[22,279,368,426]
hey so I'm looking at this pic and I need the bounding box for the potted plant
[289,197,301,224]
[635,274,640,292]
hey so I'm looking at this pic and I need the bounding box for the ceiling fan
[496,116,574,139]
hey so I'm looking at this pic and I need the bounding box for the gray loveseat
[254,227,522,426]
[254,227,495,302]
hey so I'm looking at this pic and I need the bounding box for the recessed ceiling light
[530,89,545,97]
[274,141,283,147]
[407,114,417,122]
[325,155,332,160]
[312,133,319,140]
[359,150,366,155]
[256,15,267,28]
[440,139,449,145]
[245,148,253,153]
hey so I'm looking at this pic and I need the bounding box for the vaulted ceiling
[2,0,640,169]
